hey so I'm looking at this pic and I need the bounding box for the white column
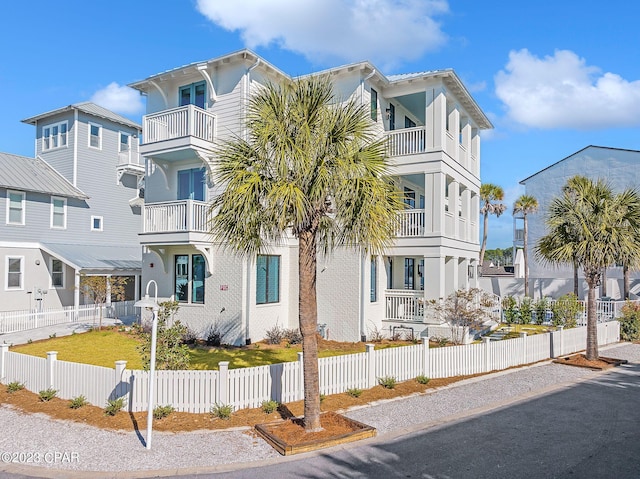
[449,105,460,162]
[446,256,459,296]
[74,270,81,320]
[451,180,460,238]
[106,275,112,306]
[424,173,433,233]
[462,186,471,241]
[459,257,470,290]
[432,172,446,235]
[424,256,445,299]
[471,128,480,176]
[460,116,471,169]
[428,88,447,151]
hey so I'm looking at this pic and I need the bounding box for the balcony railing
[514,229,525,242]
[117,148,141,167]
[143,200,209,233]
[143,105,215,144]
[385,127,426,157]
[397,209,424,237]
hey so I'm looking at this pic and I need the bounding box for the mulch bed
[553,354,628,370]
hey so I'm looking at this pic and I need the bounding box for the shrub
[378,376,396,389]
[518,297,533,325]
[320,394,326,403]
[346,388,363,398]
[104,397,126,416]
[138,312,191,371]
[153,404,175,420]
[6,381,25,393]
[367,325,385,342]
[261,400,279,414]
[265,324,284,345]
[431,336,449,347]
[38,388,58,402]
[619,301,640,341]
[534,297,550,325]
[416,375,430,385]
[181,325,198,345]
[69,395,88,409]
[551,293,582,328]
[283,328,302,345]
[204,323,223,346]
[502,296,519,324]
[210,403,234,420]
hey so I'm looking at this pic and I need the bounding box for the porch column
[471,128,480,176]
[459,257,470,290]
[134,274,140,302]
[424,256,445,300]
[460,116,471,169]
[424,173,433,233]
[74,270,80,320]
[427,88,447,151]
[445,256,458,297]
[106,275,112,306]
[450,180,460,238]
[469,259,478,289]
[461,186,471,242]
[448,104,460,163]
[472,192,480,245]
[431,172,446,235]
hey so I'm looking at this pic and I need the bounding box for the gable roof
[21,102,141,131]
[0,152,88,199]
[520,145,640,185]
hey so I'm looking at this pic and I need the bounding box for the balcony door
[178,168,205,201]
[179,81,206,109]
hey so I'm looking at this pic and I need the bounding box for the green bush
[6,381,25,393]
[378,376,397,389]
[153,404,175,420]
[534,297,550,325]
[38,388,58,402]
[137,302,190,370]
[346,388,363,398]
[619,301,640,341]
[416,375,430,385]
[210,403,234,420]
[518,297,533,325]
[261,400,279,414]
[104,397,126,416]
[69,395,88,409]
[551,293,582,328]
[502,296,519,324]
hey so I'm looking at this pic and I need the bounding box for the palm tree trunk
[573,259,579,297]
[523,214,529,297]
[479,211,489,272]
[601,268,607,297]
[585,278,599,361]
[624,264,630,299]
[298,230,322,432]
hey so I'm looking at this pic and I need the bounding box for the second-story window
[404,187,415,209]
[178,168,206,201]
[42,121,68,151]
[7,190,25,225]
[370,88,378,121]
[179,81,206,109]
[89,123,102,149]
[119,132,130,152]
[388,104,395,130]
[50,196,66,229]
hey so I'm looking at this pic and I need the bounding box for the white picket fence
[0,301,136,334]
[0,321,620,414]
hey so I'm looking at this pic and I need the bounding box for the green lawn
[10,328,403,370]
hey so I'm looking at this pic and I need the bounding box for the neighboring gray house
[0,103,144,312]
[485,145,640,300]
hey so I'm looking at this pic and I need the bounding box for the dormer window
[42,121,68,151]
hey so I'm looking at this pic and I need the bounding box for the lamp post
[134,280,159,450]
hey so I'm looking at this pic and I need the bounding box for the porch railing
[143,200,209,233]
[397,209,424,237]
[385,290,427,322]
[143,105,215,144]
[385,127,426,156]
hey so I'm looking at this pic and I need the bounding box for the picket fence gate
[0,321,621,414]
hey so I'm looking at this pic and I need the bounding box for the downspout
[361,69,376,105]
[73,109,78,187]
[359,252,367,341]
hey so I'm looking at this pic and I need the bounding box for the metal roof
[21,102,141,130]
[41,243,142,271]
[0,152,88,199]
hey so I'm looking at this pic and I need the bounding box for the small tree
[430,288,492,344]
[550,293,583,329]
[137,301,190,370]
[80,275,128,330]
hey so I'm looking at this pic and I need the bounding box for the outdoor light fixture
[134,280,159,450]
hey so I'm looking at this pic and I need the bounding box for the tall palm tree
[479,183,507,272]
[209,77,403,431]
[513,194,538,297]
[536,176,640,360]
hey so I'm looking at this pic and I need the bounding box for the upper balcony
[139,199,210,245]
[140,105,216,162]
[116,148,144,183]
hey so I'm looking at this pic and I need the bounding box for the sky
[1,0,639,248]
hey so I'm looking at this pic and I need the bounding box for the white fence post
[218,361,229,405]
[557,326,564,357]
[0,344,8,382]
[297,352,304,402]
[483,337,491,372]
[520,332,528,365]
[422,337,430,377]
[46,351,57,389]
[366,344,376,388]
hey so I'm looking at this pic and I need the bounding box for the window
[6,256,23,290]
[179,81,206,109]
[370,256,377,302]
[257,255,280,304]
[119,132,130,152]
[370,88,378,121]
[404,187,415,209]
[388,103,395,130]
[50,196,66,229]
[174,254,205,303]
[50,258,64,288]
[7,190,25,225]
[178,168,206,201]
[42,121,67,151]
[405,116,416,129]
[404,258,414,290]
[88,122,102,149]
[91,216,103,231]
[419,259,424,290]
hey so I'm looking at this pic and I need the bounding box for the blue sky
[1,0,639,248]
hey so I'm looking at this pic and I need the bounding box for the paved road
[186,362,640,479]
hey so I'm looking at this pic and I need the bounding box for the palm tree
[513,195,538,297]
[479,183,507,271]
[536,176,640,360]
[209,77,403,431]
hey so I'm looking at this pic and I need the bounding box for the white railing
[143,105,215,144]
[0,301,135,334]
[385,127,426,156]
[0,322,620,413]
[385,289,425,321]
[397,209,424,237]
[513,299,637,326]
[117,149,141,167]
[143,200,209,233]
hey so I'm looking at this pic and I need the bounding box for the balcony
[397,209,425,237]
[116,148,144,183]
[385,127,426,157]
[140,105,216,161]
[140,199,210,245]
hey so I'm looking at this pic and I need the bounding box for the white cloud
[195,0,449,68]
[495,49,640,129]
[90,82,144,115]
